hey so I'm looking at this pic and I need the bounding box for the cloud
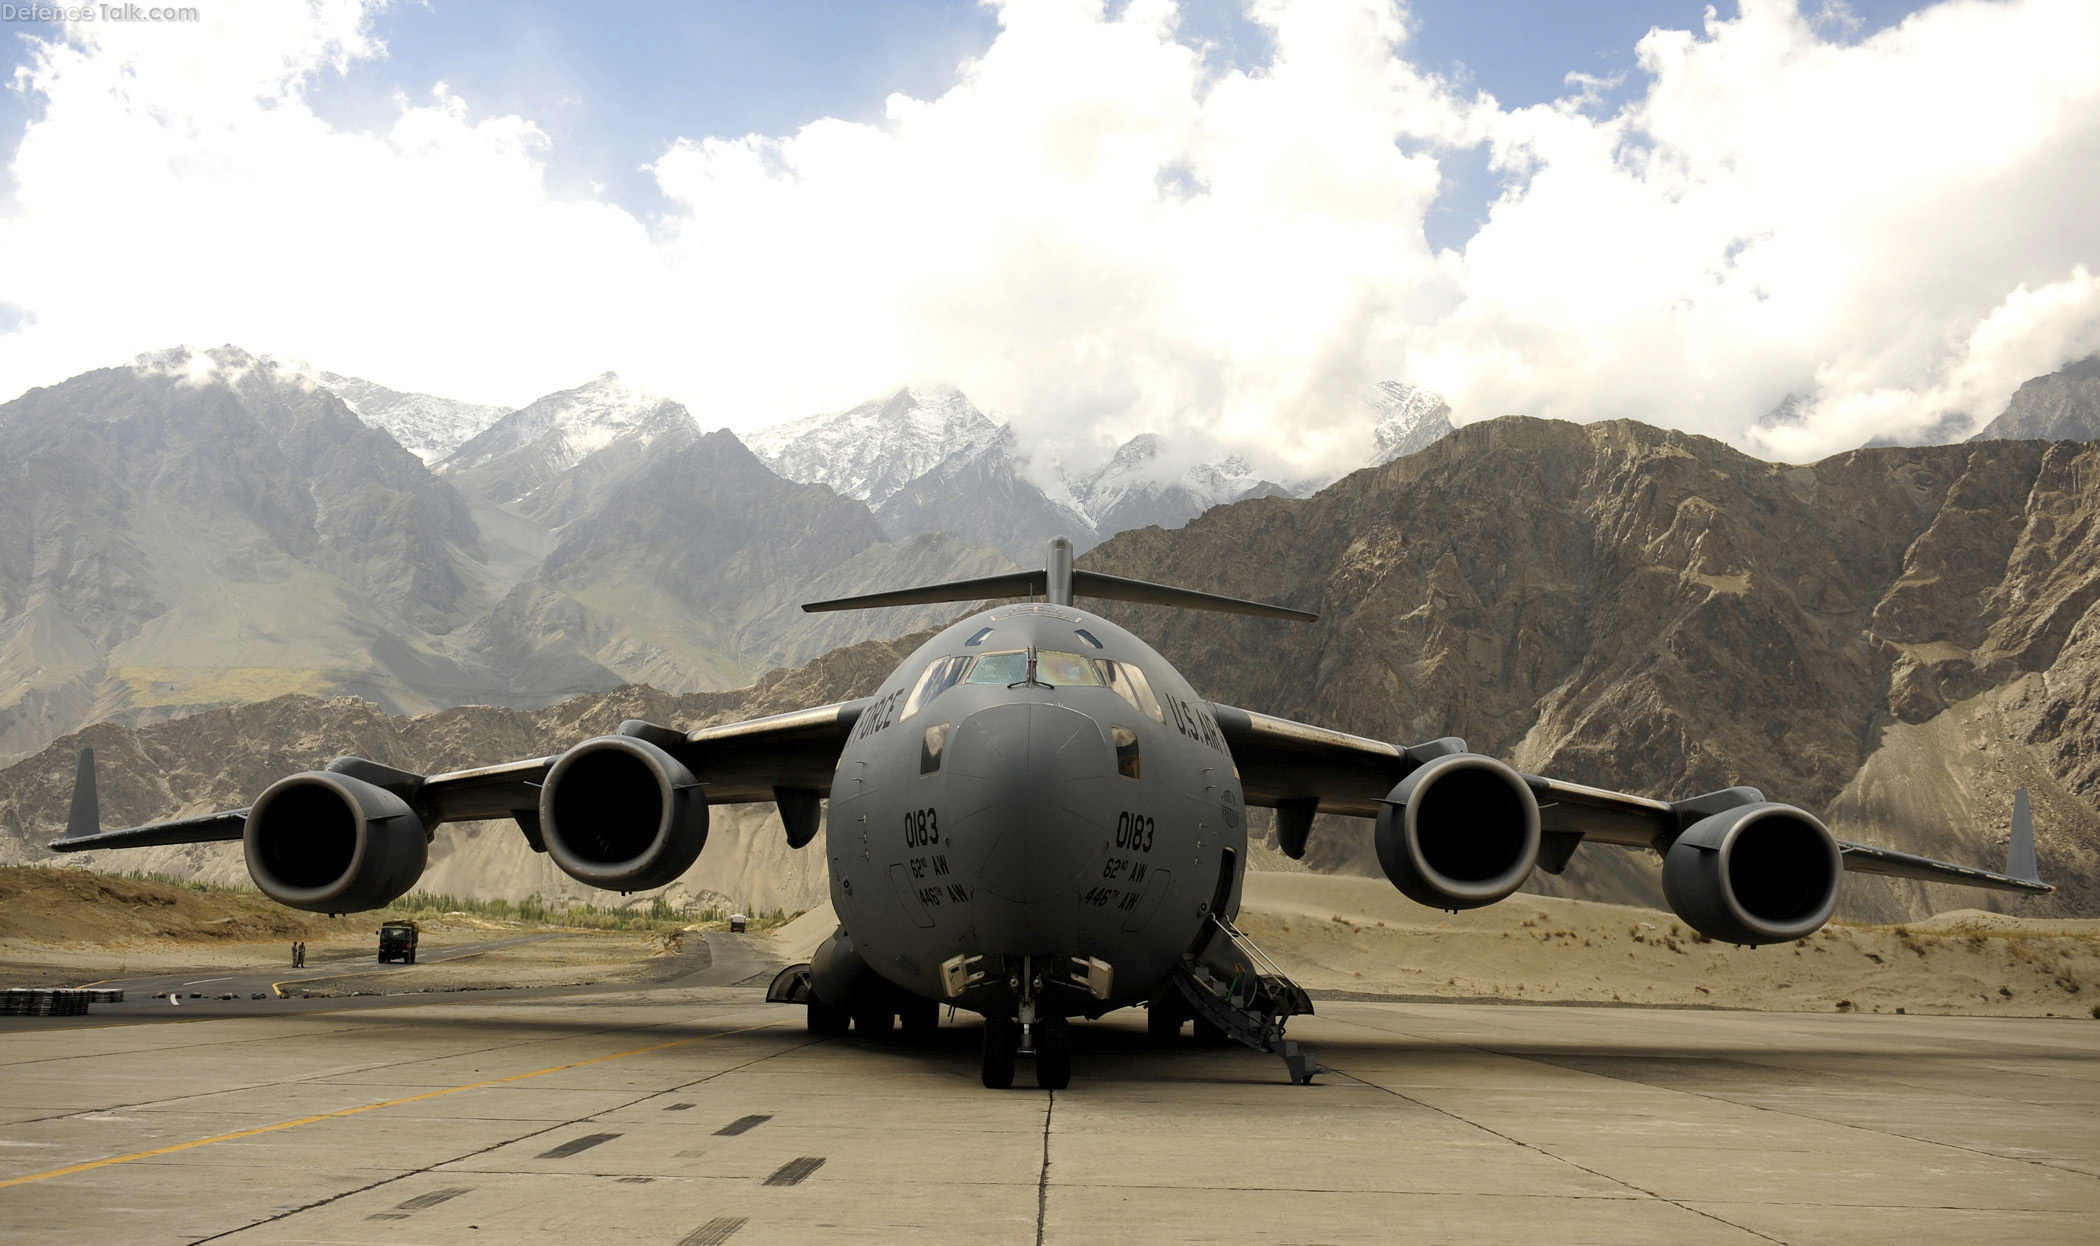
[0,0,2095,475]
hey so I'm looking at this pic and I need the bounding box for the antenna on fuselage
[799,536,1318,622]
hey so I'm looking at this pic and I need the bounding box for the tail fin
[801,537,1316,622]
[65,748,99,842]
[2007,788,2039,882]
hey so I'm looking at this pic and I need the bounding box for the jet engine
[243,772,428,914]
[1661,803,1841,945]
[539,736,708,891]
[1376,753,1542,910]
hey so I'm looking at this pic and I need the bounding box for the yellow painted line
[0,1020,778,1190]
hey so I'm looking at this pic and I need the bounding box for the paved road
[40,934,576,1020]
[2,982,2095,1244]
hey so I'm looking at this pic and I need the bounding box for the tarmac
[2,936,2097,1244]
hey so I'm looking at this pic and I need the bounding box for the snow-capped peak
[1368,381,1455,463]
[743,386,1006,506]
[440,372,696,475]
[1063,435,1290,533]
[306,371,508,464]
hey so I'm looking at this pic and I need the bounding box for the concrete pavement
[1,978,2095,1244]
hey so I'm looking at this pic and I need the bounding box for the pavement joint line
[7,1010,736,1125]
[180,1022,822,1245]
[1033,1090,1054,1246]
[1323,1003,2100,1185]
[0,1020,781,1191]
[1312,1010,1787,1244]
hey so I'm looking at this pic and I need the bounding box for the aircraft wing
[49,698,873,854]
[1208,702,2050,893]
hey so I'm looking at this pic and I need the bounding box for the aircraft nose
[944,701,1111,909]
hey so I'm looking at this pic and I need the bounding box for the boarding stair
[1170,912,1321,1085]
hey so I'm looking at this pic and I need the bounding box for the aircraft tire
[1034,1017,1072,1090]
[808,997,851,1036]
[900,996,939,1040]
[1146,998,1186,1045]
[852,998,895,1039]
[981,1016,1017,1089]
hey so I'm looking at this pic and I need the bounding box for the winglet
[2007,787,2040,883]
[65,748,99,842]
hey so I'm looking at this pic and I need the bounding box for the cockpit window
[1095,659,1165,723]
[964,627,994,646]
[1073,629,1104,649]
[903,655,972,719]
[1035,650,1101,687]
[965,650,1029,684]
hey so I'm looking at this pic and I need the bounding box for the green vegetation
[115,868,248,895]
[73,866,804,934]
[375,889,801,932]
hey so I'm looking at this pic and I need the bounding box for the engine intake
[1376,753,1542,910]
[1662,803,1841,945]
[540,736,708,891]
[243,773,428,913]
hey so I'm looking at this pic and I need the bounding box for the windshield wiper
[1008,647,1052,689]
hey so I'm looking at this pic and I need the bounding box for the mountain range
[0,347,1431,765]
[5,415,2096,927]
[0,349,1015,764]
[4,335,2097,917]
[742,386,1303,561]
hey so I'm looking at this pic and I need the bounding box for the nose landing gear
[980,1012,1072,1089]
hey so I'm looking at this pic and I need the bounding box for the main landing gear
[980,1013,1070,1090]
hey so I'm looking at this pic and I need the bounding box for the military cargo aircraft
[52,538,2049,1089]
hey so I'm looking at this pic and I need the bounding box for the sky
[0,0,2094,478]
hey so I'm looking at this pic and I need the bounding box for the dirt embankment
[1240,874,2100,1019]
[0,865,340,945]
[0,866,707,993]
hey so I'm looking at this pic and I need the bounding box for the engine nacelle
[244,772,428,914]
[540,735,708,891]
[1376,753,1542,910]
[1661,803,1842,945]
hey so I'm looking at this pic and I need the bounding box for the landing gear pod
[1662,803,1841,945]
[244,773,428,913]
[540,736,708,891]
[1375,753,1542,910]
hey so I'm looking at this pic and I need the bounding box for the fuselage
[824,602,1247,1017]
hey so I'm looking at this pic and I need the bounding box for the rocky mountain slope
[465,429,1009,694]
[744,387,1007,508]
[1079,417,2100,923]
[303,369,508,463]
[1970,355,2100,442]
[1060,434,1292,536]
[0,352,1015,766]
[0,346,496,765]
[4,418,2094,929]
[0,633,924,915]
[745,387,1311,560]
[873,425,1098,562]
[1368,381,1456,462]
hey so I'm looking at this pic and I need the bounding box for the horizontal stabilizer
[1068,570,1316,622]
[1837,840,2051,894]
[49,747,249,853]
[802,570,1048,613]
[801,537,1315,622]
